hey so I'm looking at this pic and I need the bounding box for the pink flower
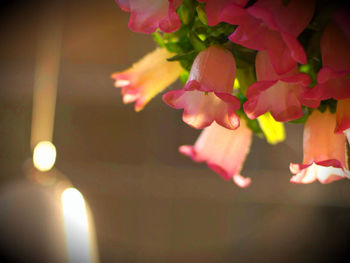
[163,45,241,130]
[111,48,182,111]
[179,120,252,187]
[198,0,249,26]
[336,98,350,144]
[228,0,314,74]
[243,51,319,122]
[302,13,350,101]
[290,110,350,184]
[115,0,183,33]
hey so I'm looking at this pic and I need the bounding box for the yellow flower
[257,112,285,144]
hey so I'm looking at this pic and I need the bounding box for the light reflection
[62,188,96,263]
[33,141,57,172]
[115,79,131,87]
[30,0,63,150]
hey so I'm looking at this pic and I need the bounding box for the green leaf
[229,43,257,67]
[245,116,263,135]
[177,0,196,25]
[180,58,196,71]
[289,114,309,124]
[196,4,207,25]
[179,70,189,84]
[167,50,198,71]
[288,107,310,124]
[164,42,183,53]
[235,67,256,95]
[153,31,165,47]
[319,99,337,113]
[166,50,197,62]
[236,93,247,105]
[282,0,290,6]
[189,31,207,51]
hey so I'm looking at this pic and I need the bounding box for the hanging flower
[228,0,314,75]
[179,120,252,187]
[163,45,241,130]
[111,48,182,111]
[115,0,183,33]
[243,51,319,122]
[197,0,249,26]
[290,110,350,184]
[302,12,350,101]
[336,98,350,144]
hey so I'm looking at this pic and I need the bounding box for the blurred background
[1,0,350,262]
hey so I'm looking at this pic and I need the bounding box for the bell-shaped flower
[179,120,252,187]
[111,48,182,111]
[290,110,350,184]
[197,0,249,26]
[336,98,350,145]
[163,45,241,130]
[243,51,319,122]
[303,12,350,101]
[115,0,183,33]
[228,0,314,74]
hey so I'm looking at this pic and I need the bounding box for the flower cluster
[112,0,350,187]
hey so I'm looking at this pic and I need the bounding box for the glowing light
[233,78,240,90]
[299,64,311,73]
[33,141,57,171]
[30,5,63,150]
[198,34,206,41]
[62,188,93,263]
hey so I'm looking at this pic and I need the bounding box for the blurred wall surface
[0,0,350,262]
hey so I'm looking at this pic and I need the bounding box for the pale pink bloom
[290,110,350,184]
[197,0,249,26]
[179,120,252,187]
[303,12,350,101]
[111,48,182,111]
[116,0,183,33]
[336,98,350,145]
[228,0,314,74]
[163,46,241,130]
[243,51,319,122]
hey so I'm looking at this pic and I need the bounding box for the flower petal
[303,67,350,101]
[336,98,350,133]
[303,110,347,166]
[203,0,249,26]
[290,163,346,184]
[302,16,350,101]
[228,0,314,74]
[163,46,241,129]
[345,129,350,146]
[163,86,241,129]
[116,0,130,11]
[179,120,252,187]
[186,45,237,93]
[321,20,350,71]
[250,0,315,36]
[244,51,314,122]
[116,0,182,33]
[111,48,182,111]
[289,110,350,184]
